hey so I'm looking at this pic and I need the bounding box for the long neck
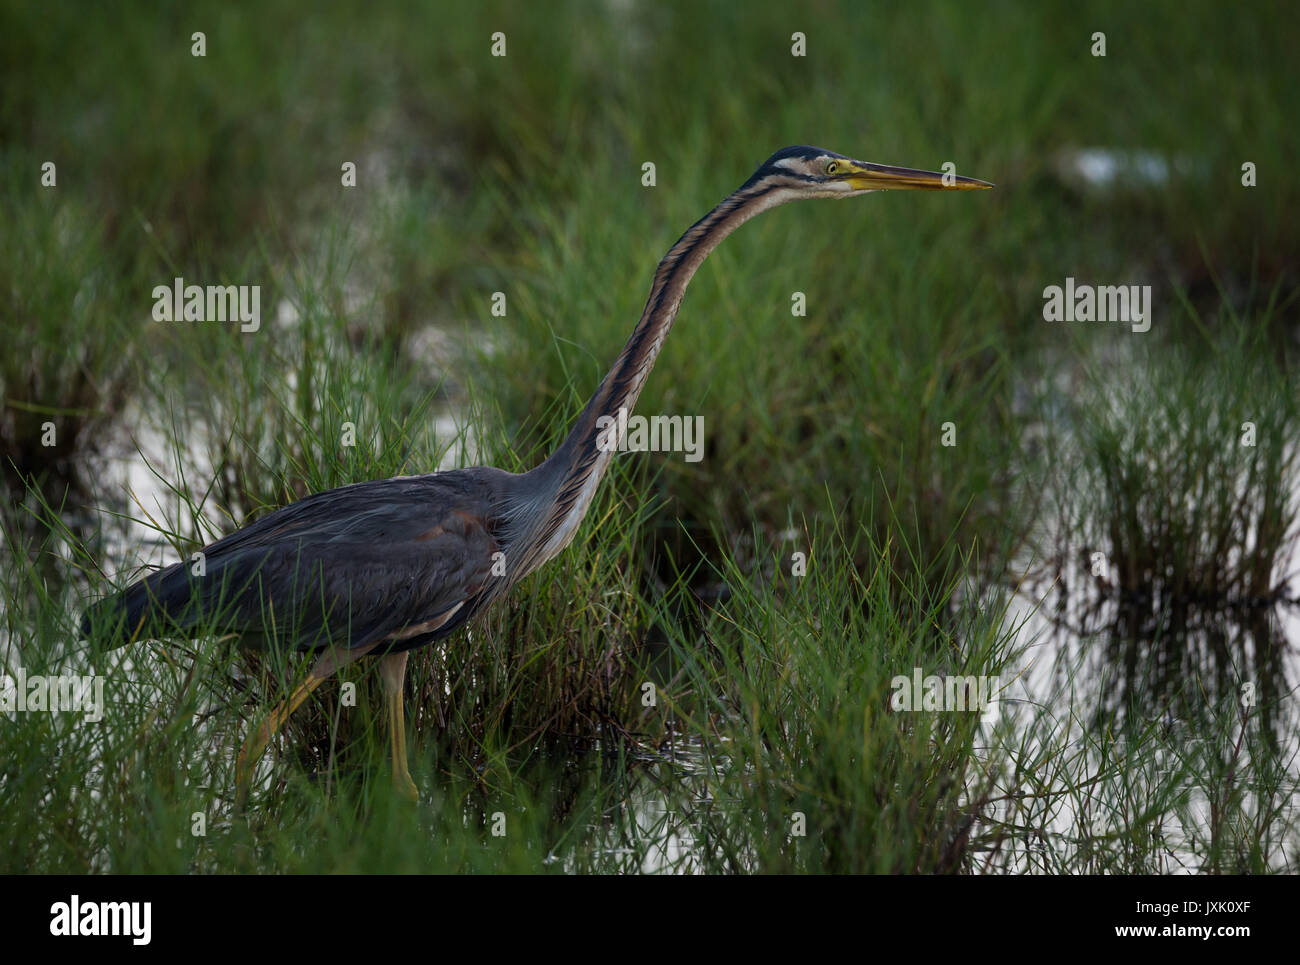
[532,181,791,531]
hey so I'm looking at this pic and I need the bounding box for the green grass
[1026,309,1299,733]
[2,0,1299,873]
[1079,329,1295,607]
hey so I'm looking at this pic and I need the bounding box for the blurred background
[2,0,1298,873]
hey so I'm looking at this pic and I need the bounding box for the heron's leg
[379,650,419,802]
[234,643,375,809]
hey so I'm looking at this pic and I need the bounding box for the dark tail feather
[80,562,195,647]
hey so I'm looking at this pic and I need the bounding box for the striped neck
[527,178,795,560]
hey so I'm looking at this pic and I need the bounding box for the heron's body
[82,146,990,803]
[98,471,513,654]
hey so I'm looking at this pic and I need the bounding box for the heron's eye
[825,161,839,176]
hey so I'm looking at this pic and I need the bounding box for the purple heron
[82,146,991,805]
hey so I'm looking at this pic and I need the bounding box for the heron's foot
[233,713,280,811]
[392,760,420,802]
[380,651,418,802]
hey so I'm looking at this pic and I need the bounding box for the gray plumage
[82,468,526,654]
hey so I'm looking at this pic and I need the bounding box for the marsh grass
[7,486,940,872]
[23,477,1293,872]
[986,676,1290,873]
[1067,319,1298,609]
[651,512,1018,873]
[1,486,993,872]
[1024,308,1300,735]
[0,175,143,539]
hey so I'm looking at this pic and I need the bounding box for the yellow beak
[843,160,992,191]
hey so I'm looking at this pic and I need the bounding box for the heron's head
[745,145,992,199]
